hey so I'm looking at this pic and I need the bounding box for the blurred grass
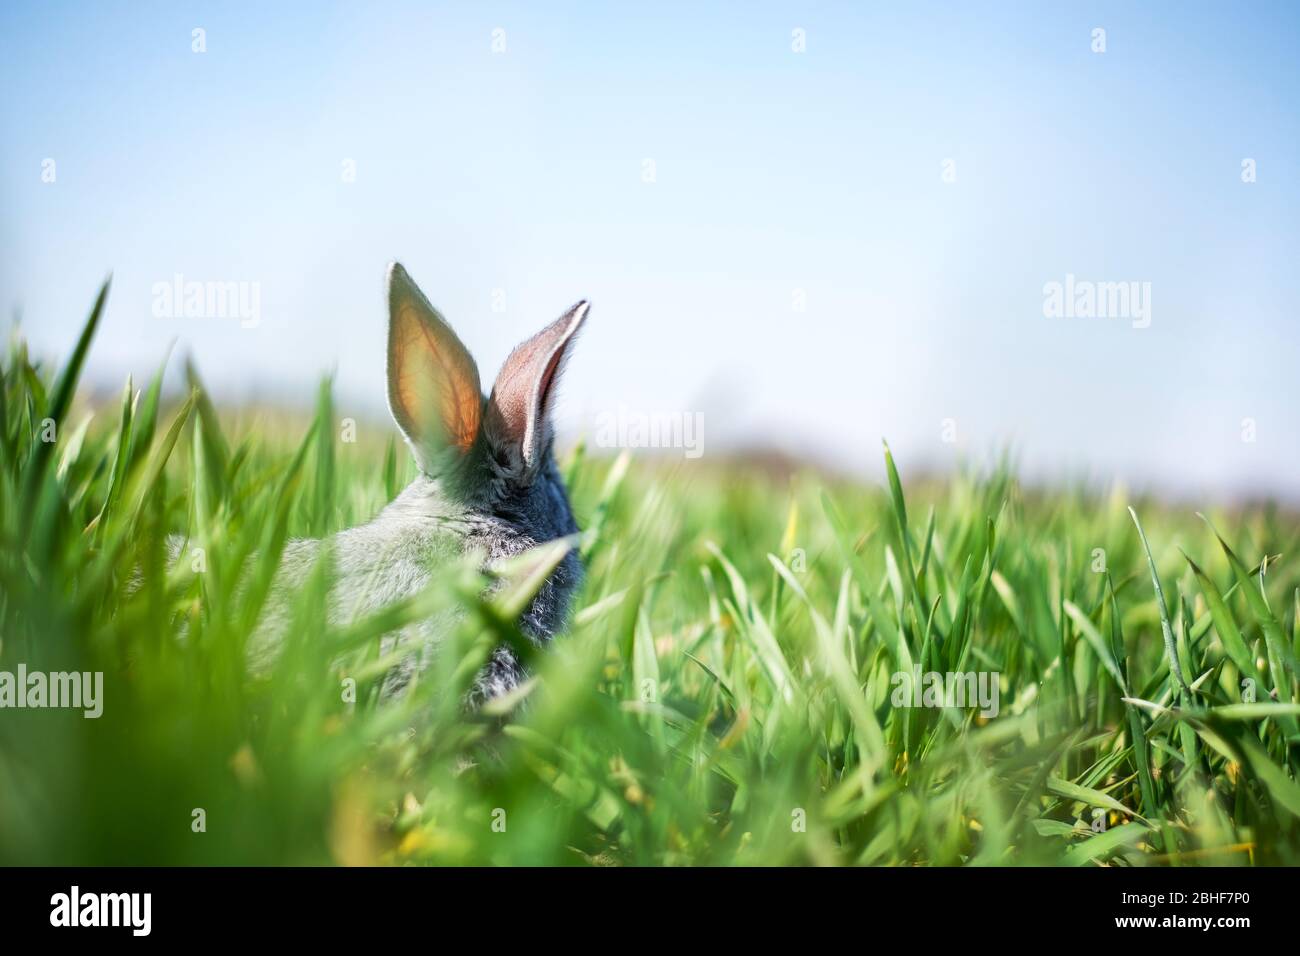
[2,281,1300,866]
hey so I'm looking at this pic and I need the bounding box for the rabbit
[200,262,589,705]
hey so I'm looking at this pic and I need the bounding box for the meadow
[2,281,1299,866]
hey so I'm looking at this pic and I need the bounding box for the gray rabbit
[230,262,588,704]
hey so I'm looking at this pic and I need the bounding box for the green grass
[3,281,1300,866]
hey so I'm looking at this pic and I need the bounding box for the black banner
[0,865,1274,941]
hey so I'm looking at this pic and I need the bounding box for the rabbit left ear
[386,262,483,473]
[486,300,589,480]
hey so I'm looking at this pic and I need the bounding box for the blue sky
[2,1,1298,500]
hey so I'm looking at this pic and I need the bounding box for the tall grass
[2,282,1299,865]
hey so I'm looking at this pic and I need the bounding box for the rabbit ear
[385,262,483,473]
[486,300,589,480]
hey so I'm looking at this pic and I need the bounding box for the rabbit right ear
[385,263,483,474]
[485,300,588,483]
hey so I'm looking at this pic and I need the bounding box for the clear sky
[2,2,1297,500]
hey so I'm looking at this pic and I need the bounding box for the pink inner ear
[389,299,482,453]
[487,351,536,446]
[487,301,587,466]
[536,342,567,416]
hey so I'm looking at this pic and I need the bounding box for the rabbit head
[383,262,586,648]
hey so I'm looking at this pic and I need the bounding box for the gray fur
[251,453,581,704]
